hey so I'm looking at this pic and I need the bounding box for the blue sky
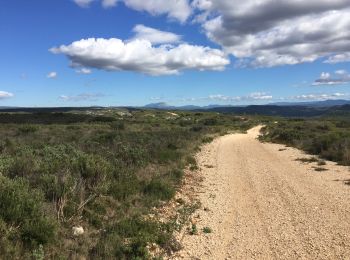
[1,0,350,107]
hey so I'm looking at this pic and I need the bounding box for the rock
[72,226,84,236]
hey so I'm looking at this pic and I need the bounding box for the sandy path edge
[169,126,350,260]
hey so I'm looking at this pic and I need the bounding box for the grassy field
[260,116,350,166]
[0,109,255,259]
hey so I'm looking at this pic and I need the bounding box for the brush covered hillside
[205,104,350,117]
[260,116,350,166]
[141,101,350,117]
[0,109,256,259]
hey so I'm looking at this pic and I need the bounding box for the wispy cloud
[47,71,57,79]
[59,93,104,102]
[131,24,181,44]
[73,0,94,8]
[150,96,164,101]
[181,92,273,103]
[0,91,14,99]
[292,92,348,100]
[76,68,92,74]
[325,53,350,64]
[73,0,191,22]
[101,0,117,8]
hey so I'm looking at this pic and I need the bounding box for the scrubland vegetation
[2,107,350,259]
[0,109,254,259]
[260,117,350,166]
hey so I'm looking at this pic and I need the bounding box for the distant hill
[2,101,350,118]
[269,99,350,107]
[203,105,327,117]
[205,104,350,117]
[143,100,350,117]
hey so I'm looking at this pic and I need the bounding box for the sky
[1,0,350,107]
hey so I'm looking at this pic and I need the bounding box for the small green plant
[202,227,212,234]
[313,167,328,172]
[186,156,198,171]
[32,244,45,260]
[317,160,327,166]
[189,224,198,235]
[295,157,318,163]
[144,178,175,201]
[202,137,214,143]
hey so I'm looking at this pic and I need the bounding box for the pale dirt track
[172,126,350,260]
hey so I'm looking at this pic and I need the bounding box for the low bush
[0,176,56,249]
[144,178,175,201]
[261,118,350,166]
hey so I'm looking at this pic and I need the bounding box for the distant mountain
[269,99,350,107]
[143,103,236,110]
[144,102,172,109]
[0,106,20,109]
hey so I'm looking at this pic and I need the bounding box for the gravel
[171,126,350,259]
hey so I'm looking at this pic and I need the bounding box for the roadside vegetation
[260,117,350,166]
[0,109,255,259]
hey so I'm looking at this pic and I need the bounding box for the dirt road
[173,126,350,259]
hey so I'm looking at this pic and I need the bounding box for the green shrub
[168,169,184,183]
[262,119,350,166]
[202,136,214,143]
[92,217,171,259]
[189,224,198,235]
[0,176,56,246]
[202,118,218,126]
[110,121,125,130]
[144,178,175,201]
[203,227,212,234]
[18,125,38,134]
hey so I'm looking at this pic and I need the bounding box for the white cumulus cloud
[312,70,350,86]
[50,38,229,76]
[193,0,350,67]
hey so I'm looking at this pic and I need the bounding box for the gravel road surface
[173,126,350,260]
